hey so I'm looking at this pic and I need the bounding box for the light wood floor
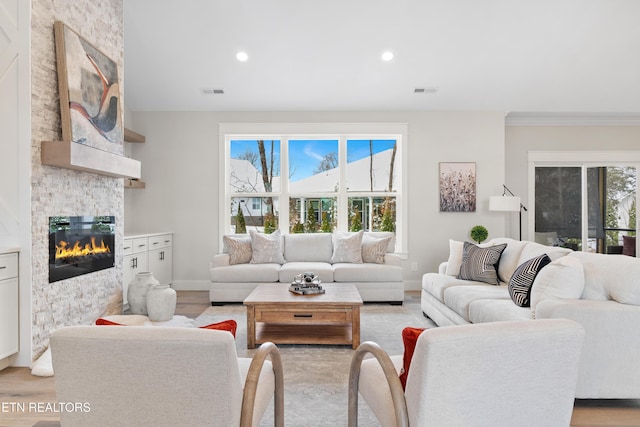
[0,291,638,427]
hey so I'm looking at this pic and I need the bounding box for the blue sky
[231,139,395,182]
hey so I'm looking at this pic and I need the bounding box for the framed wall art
[54,21,123,154]
[439,162,476,212]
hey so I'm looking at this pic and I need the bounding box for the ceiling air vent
[202,88,224,95]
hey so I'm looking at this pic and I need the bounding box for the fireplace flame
[55,237,111,260]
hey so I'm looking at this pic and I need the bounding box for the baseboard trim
[171,280,211,291]
[404,279,421,291]
[172,279,422,292]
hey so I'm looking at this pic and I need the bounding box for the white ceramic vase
[127,272,158,315]
[146,283,177,322]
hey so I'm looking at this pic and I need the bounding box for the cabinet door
[123,252,149,306]
[0,278,19,359]
[148,247,172,285]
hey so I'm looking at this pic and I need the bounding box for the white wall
[126,111,506,290]
[0,0,31,367]
[506,125,640,241]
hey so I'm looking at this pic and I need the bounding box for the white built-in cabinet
[123,233,172,309]
[0,251,19,366]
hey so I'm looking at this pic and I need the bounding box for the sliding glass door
[530,153,638,256]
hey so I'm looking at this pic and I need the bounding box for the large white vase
[146,283,177,322]
[127,272,158,315]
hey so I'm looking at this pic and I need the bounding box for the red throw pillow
[199,320,237,338]
[399,327,426,390]
[95,318,126,326]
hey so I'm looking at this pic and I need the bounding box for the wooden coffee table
[243,283,363,349]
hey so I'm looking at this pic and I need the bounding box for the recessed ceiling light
[236,51,249,62]
[381,51,394,62]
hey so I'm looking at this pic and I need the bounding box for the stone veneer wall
[30,0,124,358]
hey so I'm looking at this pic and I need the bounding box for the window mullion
[338,136,348,231]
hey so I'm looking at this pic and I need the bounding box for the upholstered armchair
[348,319,584,427]
[50,326,284,427]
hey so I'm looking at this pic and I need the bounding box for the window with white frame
[220,124,407,254]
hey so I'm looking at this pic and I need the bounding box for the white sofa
[211,231,403,304]
[421,237,640,399]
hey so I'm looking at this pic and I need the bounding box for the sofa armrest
[535,298,640,398]
[383,253,402,267]
[211,254,231,269]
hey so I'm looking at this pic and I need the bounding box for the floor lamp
[489,185,528,240]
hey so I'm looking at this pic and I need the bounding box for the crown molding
[505,112,640,126]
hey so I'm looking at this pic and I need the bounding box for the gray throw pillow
[249,230,285,264]
[223,235,252,265]
[330,230,364,264]
[457,242,507,285]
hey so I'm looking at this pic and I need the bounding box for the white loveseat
[421,237,640,399]
[210,231,403,304]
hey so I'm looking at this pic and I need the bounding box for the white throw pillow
[530,256,585,311]
[249,230,285,264]
[361,234,393,264]
[330,230,364,264]
[445,240,464,276]
[31,347,54,377]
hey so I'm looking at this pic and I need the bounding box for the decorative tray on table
[289,272,325,295]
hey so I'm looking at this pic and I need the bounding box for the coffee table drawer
[256,309,350,323]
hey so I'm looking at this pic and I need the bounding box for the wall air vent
[414,87,437,94]
[202,88,224,95]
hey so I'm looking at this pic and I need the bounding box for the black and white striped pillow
[508,254,551,307]
[457,242,507,285]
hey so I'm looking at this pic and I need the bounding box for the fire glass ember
[49,216,115,283]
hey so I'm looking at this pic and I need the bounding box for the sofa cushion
[361,234,393,264]
[569,251,640,305]
[508,254,551,307]
[279,262,334,283]
[330,231,364,264]
[468,299,534,323]
[333,262,402,282]
[486,238,528,283]
[458,242,507,285]
[530,255,585,311]
[223,235,252,265]
[443,285,511,322]
[422,273,478,303]
[249,230,285,264]
[518,241,571,266]
[283,233,333,262]
[211,263,280,282]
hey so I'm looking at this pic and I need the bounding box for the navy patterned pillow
[508,254,552,307]
[457,242,507,285]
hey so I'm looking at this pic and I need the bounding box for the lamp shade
[489,195,521,212]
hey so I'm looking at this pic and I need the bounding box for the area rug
[195,293,435,426]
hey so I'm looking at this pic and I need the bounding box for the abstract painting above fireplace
[49,216,115,283]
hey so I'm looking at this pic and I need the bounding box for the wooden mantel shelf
[41,140,141,179]
[124,128,145,143]
[124,178,146,189]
